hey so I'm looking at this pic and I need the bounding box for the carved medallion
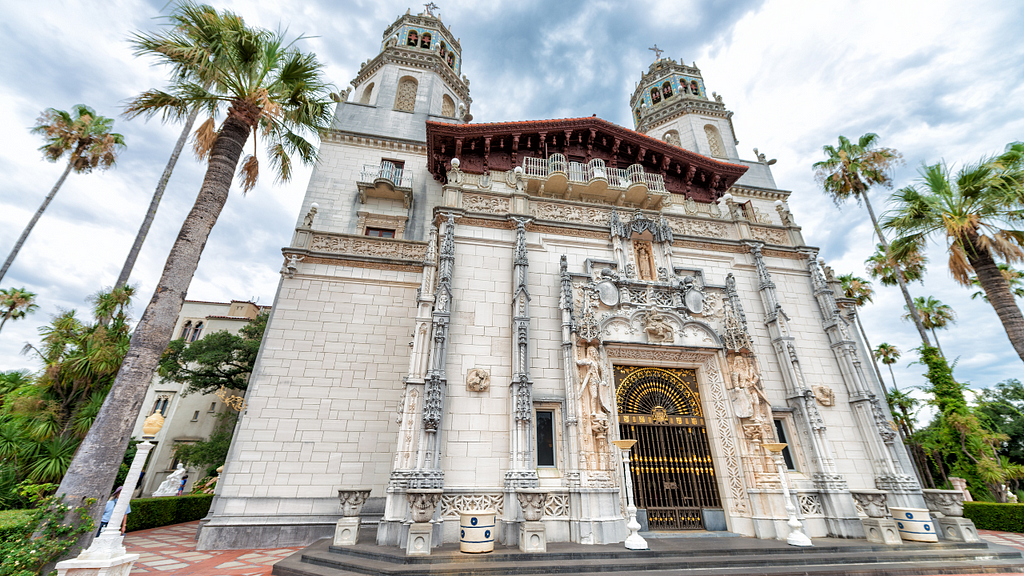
[812,385,835,407]
[684,289,705,314]
[467,368,490,392]
[652,405,669,424]
[596,280,619,307]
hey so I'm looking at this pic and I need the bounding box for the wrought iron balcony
[357,161,414,208]
[522,154,668,208]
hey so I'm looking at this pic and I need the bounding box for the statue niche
[726,351,777,478]
[575,342,613,477]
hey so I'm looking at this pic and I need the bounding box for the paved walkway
[124,521,1024,575]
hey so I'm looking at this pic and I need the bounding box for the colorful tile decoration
[634,74,706,120]
[380,25,460,75]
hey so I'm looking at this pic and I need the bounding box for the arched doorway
[615,365,723,530]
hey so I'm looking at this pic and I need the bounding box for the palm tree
[115,3,239,289]
[0,288,38,334]
[814,133,932,346]
[883,144,1024,363]
[0,105,125,284]
[970,263,1024,302]
[865,240,927,287]
[837,273,887,388]
[902,296,956,358]
[52,3,332,553]
[874,343,901,391]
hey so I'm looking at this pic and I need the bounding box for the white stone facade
[197,11,923,551]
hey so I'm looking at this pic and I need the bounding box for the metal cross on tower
[424,2,439,17]
[649,44,664,60]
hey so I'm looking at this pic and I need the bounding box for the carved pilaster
[507,218,539,490]
[423,214,457,470]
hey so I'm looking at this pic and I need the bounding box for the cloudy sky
[1,0,1022,418]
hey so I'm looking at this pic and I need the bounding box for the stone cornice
[321,129,428,153]
[728,184,791,201]
[351,47,471,104]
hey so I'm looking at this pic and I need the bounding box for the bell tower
[630,56,738,161]
[347,8,471,121]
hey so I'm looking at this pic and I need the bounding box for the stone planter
[850,489,889,518]
[890,507,937,543]
[922,489,965,517]
[406,489,443,523]
[516,489,548,521]
[460,509,496,554]
[338,488,372,517]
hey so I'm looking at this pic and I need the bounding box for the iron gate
[615,365,723,530]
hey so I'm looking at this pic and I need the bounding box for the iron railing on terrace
[359,161,413,189]
[522,154,666,193]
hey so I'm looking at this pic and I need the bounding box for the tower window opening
[441,94,456,117]
[360,82,374,105]
[395,76,418,112]
[438,42,447,59]
[407,30,418,47]
[690,80,700,97]
[662,81,673,98]
[446,52,455,68]
[650,87,661,104]
[421,32,431,49]
[704,124,725,158]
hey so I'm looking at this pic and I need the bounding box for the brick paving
[124,521,1024,575]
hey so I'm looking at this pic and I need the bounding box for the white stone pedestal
[406,522,433,556]
[519,521,546,553]
[860,518,902,545]
[936,517,982,543]
[334,517,361,546]
[55,553,140,576]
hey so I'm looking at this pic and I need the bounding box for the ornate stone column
[804,252,924,510]
[501,218,540,544]
[748,243,861,537]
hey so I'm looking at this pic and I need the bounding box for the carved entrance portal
[615,365,723,530]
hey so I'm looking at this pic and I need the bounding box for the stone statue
[643,310,674,343]
[466,368,490,392]
[576,345,610,418]
[153,464,187,497]
[634,242,654,280]
[303,204,318,227]
[812,385,835,406]
[729,354,772,430]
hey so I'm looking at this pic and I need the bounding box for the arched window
[438,42,447,59]
[407,30,418,47]
[190,322,204,342]
[651,87,661,103]
[446,52,455,68]
[152,395,170,416]
[704,124,725,158]
[180,321,192,340]
[395,76,418,112]
[690,80,700,97]
[662,81,673,98]
[360,83,374,105]
[441,94,456,117]
[421,33,431,49]
[663,130,680,147]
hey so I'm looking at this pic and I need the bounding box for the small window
[365,228,396,238]
[191,411,200,422]
[151,396,170,417]
[180,321,192,340]
[189,322,203,342]
[438,42,447,59]
[690,80,700,96]
[536,411,556,467]
[774,419,797,471]
[446,52,455,68]
[394,76,418,112]
[651,87,661,104]
[661,81,673,99]
[359,82,374,105]
[209,402,217,413]
[704,124,725,158]
[420,32,431,49]
[441,94,456,117]
[406,30,418,47]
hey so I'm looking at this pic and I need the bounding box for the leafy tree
[814,133,932,345]
[837,273,887,387]
[158,311,267,395]
[53,4,332,555]
[0,288,38,335]
[883,144,1024,363]
[874,343,901,391]
[902,296,956,358]
[975,379,1024,466]
[0,105,125,284]
[865,240,927,287]
[970,263,1024,302]
[173,412,237,475]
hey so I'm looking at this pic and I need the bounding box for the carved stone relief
[466,368,490,392]
[310,234,426,260]
[462,193,510,214]
[750,225,789,246]
[532,202,611,226]
[812,385,835,407]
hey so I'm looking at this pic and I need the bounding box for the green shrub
[963,501,1024,532]
[0,510,33,541]
[125,494,213,532]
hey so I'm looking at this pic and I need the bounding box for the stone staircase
[272,528,1024,576]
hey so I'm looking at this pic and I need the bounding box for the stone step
[271,536,1024,576]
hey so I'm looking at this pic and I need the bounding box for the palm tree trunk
[0,313,9,334]
[52,111,252,556]
[854,311,887,392]
[0,160,75,284]
[931,328,945,358]
[861,193,932,346]
[966,233,1024,363]
[887,364,898,391]
[115,109,200,290]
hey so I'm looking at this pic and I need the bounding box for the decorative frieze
[440,493,505,519]
[309,233,426,261]
[665,216,730,239]
[532,201,611,225]
[462,193,508,214]
[750,225,789,245]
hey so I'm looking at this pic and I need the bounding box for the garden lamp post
[762,442,812,547]
[611,438,648,550]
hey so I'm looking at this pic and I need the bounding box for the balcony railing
[521,154,668,207]
[357,161,414,208]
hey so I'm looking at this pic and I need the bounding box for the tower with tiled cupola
[631,57,739,161]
